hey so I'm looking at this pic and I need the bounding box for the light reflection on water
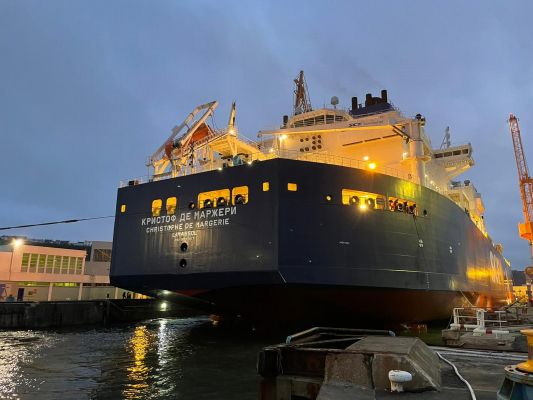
[0,317,274,400]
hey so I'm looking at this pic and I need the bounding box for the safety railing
[450,307,509,335]
[122,148,416,187]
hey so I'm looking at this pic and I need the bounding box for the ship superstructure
[111,71,512,323]
[143,71,486,237]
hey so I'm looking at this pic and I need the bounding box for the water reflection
[123,325,151,399]
[0,317,276,400]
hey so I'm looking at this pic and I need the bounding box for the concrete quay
[0,299,198,329]
[257,327,526,400]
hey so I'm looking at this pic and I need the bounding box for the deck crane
[509,114,533,262]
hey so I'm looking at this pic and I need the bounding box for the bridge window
[152,199,162,216]
[198,189,230,209]
[287,183,298,192]
[120,204,126,213]
[232,186,249,205]
[263,182,270,192]
[342,189,385,209]
[166,197,177,215]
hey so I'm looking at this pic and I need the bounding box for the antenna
[293,70,312,115]
[440,126,451,149]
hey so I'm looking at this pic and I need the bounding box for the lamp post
[8,238,24,294]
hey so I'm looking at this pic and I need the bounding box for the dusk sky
[1,1,532,270]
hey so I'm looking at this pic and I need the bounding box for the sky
[1,1,532,269]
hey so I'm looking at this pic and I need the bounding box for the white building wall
[0,242,123,301]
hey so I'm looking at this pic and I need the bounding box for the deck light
[359,204,368,211]
[247,160,253,165]
[279,134,288,141]
[218,167,223,171]
[363,156,369,161]
[368,162,376,170]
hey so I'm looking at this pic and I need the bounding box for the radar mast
[293,70,312,115]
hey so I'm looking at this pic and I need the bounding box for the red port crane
[509,114,533,259]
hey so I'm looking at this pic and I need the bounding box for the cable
[436,352,476,400]
[0,215,115,231]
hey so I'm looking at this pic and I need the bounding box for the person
[6,294,15,302]
[127,292,132,299]
[106,293,110,299]
[122,291,126,299]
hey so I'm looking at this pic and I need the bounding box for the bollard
[498,330,533,399]
[517,329,533,373]
[388,370,412,392]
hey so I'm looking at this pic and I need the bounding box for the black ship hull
[110,159,512,323]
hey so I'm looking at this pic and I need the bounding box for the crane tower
[509,114,533,259]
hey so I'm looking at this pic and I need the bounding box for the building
[512,270,528,302]
[0,237,134,301]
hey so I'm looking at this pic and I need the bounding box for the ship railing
[450,307,510,335]
[121,148,415,186]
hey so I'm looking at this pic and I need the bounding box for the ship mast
[293,70,312,115]
[508,114,533,260]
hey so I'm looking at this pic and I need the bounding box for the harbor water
[0,316,273,400]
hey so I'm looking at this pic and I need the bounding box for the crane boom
[509,114,533,248]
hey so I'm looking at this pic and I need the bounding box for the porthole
[235,194,246,204]
[188,202,196,209]
[318,135,321,138]
[305,137,309,141]
[318,145,322,149]
[217,197,226,207]
[312,136,316,139]
[179,259,187,268]
[300,148,304,152]
[180,243,188,252]
[312,146,316,150]
[204,199,213,208]
[325,194,332,201]
[312,141,316,144]
[423,209,428,216]
[300,138,304,142]
[305,147,309,151]
[349,196,360,205]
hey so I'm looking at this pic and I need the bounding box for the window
[262,182,270,192]
[37,255,46,273]
[21,253,29,272]
[53,256,62,274]
[46,256,54,274]
[93,248,112,262]
[198,189,230,209]
[76,258,83,274]
[232,186,249,205]
[342,189,386,210]
[152,199,162,216]
[287,183,298,192]
[120,204,126,213]
[69,257,77,274]
[29,254,38,273]
[61,256,69,274]
[166,197,177,215]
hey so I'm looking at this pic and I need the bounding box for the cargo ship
[110,71,513,323]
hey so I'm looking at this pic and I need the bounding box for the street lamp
[8,238,24,284]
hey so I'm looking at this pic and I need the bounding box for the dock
[0,299,199,329]
[257,327,529,400]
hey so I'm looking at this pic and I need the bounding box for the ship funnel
[381,90,388,102]
[365,93,372,107]
[282,115,289,127]
[351,97,358,111]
